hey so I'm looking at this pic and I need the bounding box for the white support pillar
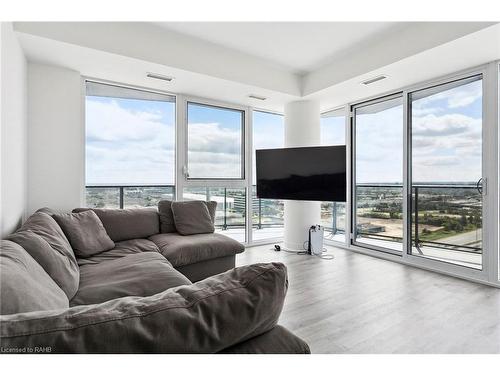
[283,100,321,251]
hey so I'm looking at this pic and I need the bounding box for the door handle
[476,177,486,195]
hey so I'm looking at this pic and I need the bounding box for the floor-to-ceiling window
[252,110,285,242]
[352,95,404,253]
[184,102,246,242]
[321,108,346,243]
[409,75,483,269]
[85,81,176,208]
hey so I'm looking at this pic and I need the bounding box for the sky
[411,79,482,184]
[86,77,482,186]
[355,78,482,184]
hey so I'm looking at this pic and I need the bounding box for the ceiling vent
[248,94,267,101]
[361,75,387,85]
[147,72,174,82]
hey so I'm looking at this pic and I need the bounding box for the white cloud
[86,98,175,185]
[188,123,241,154]
[187,122,243,178]
[412,113,480,137]
[355,105,404,183]
[86,100,174,146]
[412,79,482,110]
[416,156,461,167]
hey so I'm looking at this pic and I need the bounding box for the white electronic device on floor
[308,225,324,256]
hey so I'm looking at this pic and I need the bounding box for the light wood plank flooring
[236,244,500,354]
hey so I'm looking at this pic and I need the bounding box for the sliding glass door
[352,95,404,253]
[409,75,483,269]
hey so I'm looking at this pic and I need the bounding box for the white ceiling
[156,22,409,74]
[13,22,500,112]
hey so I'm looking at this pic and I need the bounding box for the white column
[283,100,321,251]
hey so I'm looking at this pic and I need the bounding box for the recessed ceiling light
[147,72,174,82]
[248,94,267,101]
[361,75,387,85]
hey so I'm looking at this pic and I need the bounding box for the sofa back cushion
[7,212,80,299]
[53,210,115,258]
[171,201,215,235]
[0,240,69,315]
[72,208,160,242]
[158,200,217,233]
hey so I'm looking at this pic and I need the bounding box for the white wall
[1,22,27,237]
[27,63,83,214]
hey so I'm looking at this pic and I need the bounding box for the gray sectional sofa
[0,201,310,354]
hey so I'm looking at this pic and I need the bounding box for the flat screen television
[256,145,346,202]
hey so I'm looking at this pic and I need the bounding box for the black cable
[271,242,334,260]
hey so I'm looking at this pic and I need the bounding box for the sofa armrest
[219,325,311,354]
[0,263,288,353]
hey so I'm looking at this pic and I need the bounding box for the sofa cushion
[0,240,69,315]
[171,200,214,235]
[7,230,79,299]
[7,212,79,299]
[149,232,245,268]
[71,252,191,306]
[158,200,217,233]
[73,207,160,242]
[205,201,217,223]
[76,239,161,266]
[0,262,288,353]
[36,207,55,215]
[53,210,115,258]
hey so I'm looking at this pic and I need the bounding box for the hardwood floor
[236,244,500,354]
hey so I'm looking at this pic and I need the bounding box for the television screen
[256,145,346,202]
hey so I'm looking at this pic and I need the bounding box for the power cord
[272,244,309,255]
[272,243,334,260]
[303,240,335,260]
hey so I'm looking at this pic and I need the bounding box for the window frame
[350,92,405,256]
[250,109,286,244]
[83,77,177,208]
[320,106,349,246]
[407,74,484,271]
[343,62,498,285]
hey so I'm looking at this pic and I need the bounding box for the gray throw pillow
[158,200,217,233]
[53,211,115,258]
[8,212,80,300]
[171,201,215,235]
[0,240,69,315]
[8,230,80,299]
